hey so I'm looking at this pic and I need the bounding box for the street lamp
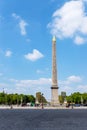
[42,93,44,109]
[71,94,73,109]
[21,97,23,106]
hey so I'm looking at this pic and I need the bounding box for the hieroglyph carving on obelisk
[51,36,59,106]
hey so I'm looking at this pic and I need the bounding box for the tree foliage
[59,95,64,104]
[36,92,47,103]
[66,92,87,104]
[0,92,35,105]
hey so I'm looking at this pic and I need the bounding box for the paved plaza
[0,109,87,130]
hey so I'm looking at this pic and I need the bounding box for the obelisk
[51,36,59,106]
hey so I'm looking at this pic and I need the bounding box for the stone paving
[0,109,87,130]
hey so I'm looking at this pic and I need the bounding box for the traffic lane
[0,109,87,130]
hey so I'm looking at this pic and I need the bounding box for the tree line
[59,92,87,104]
[0,91,47,106]
[1,91,86,106]
[66,92,87,104]
[0,92,35,105]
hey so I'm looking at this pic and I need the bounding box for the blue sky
[0,0,87,100]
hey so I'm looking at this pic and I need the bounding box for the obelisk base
[51,86,60,106]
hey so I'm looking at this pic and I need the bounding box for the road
[0,109,87,130]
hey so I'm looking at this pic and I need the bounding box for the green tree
[59,95,64,104]
[36,92,47,103]
[82,93,87,104]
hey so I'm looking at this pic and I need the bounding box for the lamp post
[21,97,23,106]
[71,94,73,109]
[42,93,44,109]
[5,92,7,106]
[81,96,83,105]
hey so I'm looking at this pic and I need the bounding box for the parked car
[74,104,80,107]
[83,104,87,106]
[66,103,70,107]
[21,103,27,106]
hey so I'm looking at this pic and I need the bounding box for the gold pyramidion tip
[52,36,56,42]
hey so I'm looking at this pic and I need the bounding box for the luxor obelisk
[51,36,59,106]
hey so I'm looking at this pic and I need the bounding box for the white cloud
[59,75,82,86]
[48,0,87,44]
[59,85,72,95]
[12,13,28,36]
[9,78,18,83]
[4,77,51,99]
[58,75,83,95]
[0,83,8,87]
[24,49,44,61]
[19,20,28,35]
[16,78,51,87]
[5,50,12,57]
[77,85,87,92]
[0,75,86,98]
[67,75,82,83]
[12,13,20,19]
[74,36,86,45]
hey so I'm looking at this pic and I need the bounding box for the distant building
[61,91,66,98]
